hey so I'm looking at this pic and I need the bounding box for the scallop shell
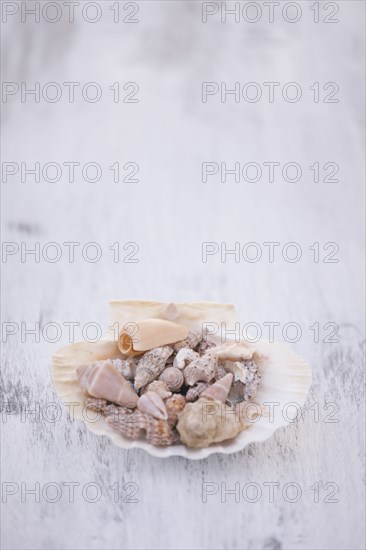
[159,367,184,392]
[76,360,139,408]
[176,398,243,448]
[173,329,203,352]
[118,319,188,357]
[183,353,217,386]
[185,382,209,402]
[112,357,137,381]
[165,394,186,428]
[173,348,199,370]
[134,346,173,390]
[84,397,127,418]
[141,380,172,400]
[52,301,312,459]
[138,392,168,420]
[200,373,233,402]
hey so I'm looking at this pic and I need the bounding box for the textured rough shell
[118,318,188,356]
[173,329,203,352]
[84,397,128,418]
[176,399,244,448]
[107,409,176,446]
[106,410,146,440]
[214,363,227,380]
[200,373,233,402]
[134,346,173,390]
[141,380,172,400]
[183,353,217,386]
[173,348,199,370]
[196,339,217,356]
[211,341,256,362]
[76,360,139,408]
[159,367,184,392]
[165,394,186,428]
[138,392,168,420]
[185,382,209,402]
[112,357,137,381]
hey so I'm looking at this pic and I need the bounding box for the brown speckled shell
[185,382,209,402]
[183,353,217,386]
[165,394,186,428]
[134,346,173,390]
[173,329,203,352]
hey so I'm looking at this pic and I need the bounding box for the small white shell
[173,348,199,370]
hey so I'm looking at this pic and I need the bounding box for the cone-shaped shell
[76,360,138,408]
[200,373,233,402]
[138,392,168,420]
[118,318,188,357]
[159,367,184,392]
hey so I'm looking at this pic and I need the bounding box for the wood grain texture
[1,1,365,549]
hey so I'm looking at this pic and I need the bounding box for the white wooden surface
[1,1,365,549]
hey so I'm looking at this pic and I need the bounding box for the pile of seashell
[76,319,261,448]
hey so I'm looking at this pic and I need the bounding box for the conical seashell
[118,319,188,357]
[107,410,176,446]
[165,394,186,428]
[141,380,172,400]
[106,409,146,439]
[138,392,168,420]
[84,397,129,418]
[183,353,217,386]
[134,346,173,390]
[144,415,177,446]
[159,367,184,392]
[76,360,139,408]
[173,348,199,370]
[173,329,203,352]
[176,399,244,448]
[185,382,209,402]
[200,373,233,402]
[112,357,137,381]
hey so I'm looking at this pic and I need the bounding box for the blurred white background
[1,1,365,549]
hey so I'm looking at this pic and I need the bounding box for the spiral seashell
[173,329,203,352]
[107,410,176,446]
[159,367,184,392]
[183,353,217,386]
[106,409,146,440]
[134,346,173,390]
[173,348,199,370]
[76,360,139,408]
[141,380,172,400]
[200,373,233,403]
[84,397,129,419]
[112,358,137,381]
[185,382,209,402]
[165,394,186,428]
[138,392,168,420]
